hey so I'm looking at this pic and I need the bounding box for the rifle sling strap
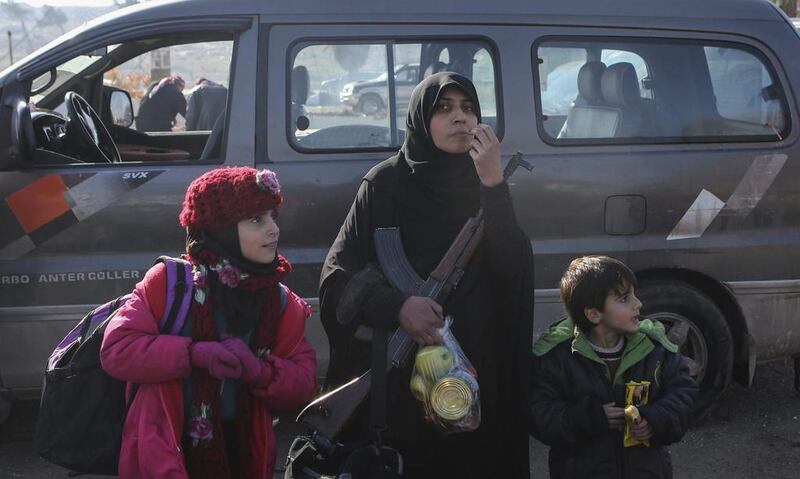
[370,325,388,441]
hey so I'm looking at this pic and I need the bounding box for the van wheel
[637,281,733,419]
[357,94,383,115]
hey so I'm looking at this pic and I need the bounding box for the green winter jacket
[530,317,696,479]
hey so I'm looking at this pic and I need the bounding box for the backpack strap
[153,256,194,335]
[125,257,193,416]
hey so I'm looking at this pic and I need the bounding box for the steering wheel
[64,91,121,163]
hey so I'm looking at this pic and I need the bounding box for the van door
[0,17,258,398]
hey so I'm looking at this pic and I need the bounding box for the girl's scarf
[182,244,291,479]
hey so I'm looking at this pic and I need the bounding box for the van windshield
[30,46,118,105]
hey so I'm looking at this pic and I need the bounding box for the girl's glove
[189,341,242,380]
[221,337,273,387]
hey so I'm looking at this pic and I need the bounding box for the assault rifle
[296,152,532,440]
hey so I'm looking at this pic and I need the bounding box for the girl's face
[237,210,279,264]
[428,86,479,154]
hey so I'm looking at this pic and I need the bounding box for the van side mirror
[107,89,134,127]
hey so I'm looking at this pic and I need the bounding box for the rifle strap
[370,325,388,444]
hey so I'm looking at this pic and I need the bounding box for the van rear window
[534,38,790,145]
[289,40,499,151]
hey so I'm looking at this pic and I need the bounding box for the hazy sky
[15,0,116,6]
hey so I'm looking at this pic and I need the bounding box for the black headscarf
[186,226,279,335]
[396,72,483,277]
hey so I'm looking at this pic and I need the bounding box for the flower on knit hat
[255,169,281,195]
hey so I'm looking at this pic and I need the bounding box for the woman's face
[237,210,279,264]
[428,86,479,154]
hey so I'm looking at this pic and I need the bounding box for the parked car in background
[318,71,381,106]
[340,63,419,114]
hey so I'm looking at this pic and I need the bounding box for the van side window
[704,46,786,134]
[26,36,234,165]
[535,39,789,144]
[290,40,499,151]
[107,41,233,134]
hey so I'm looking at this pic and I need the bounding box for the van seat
[600,62,651,137]
[557,61,621,139]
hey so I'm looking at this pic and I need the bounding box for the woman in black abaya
[319,72,533,478]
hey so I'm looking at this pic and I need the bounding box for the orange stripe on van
[5,175,71,234]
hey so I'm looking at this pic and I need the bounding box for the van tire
[357,94,383,115]
[637,281,733,419]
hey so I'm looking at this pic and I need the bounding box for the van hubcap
[650,312,708,384]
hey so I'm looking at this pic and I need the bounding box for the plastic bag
[409,317,480,435]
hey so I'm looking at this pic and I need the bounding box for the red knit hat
[179,167,283,230]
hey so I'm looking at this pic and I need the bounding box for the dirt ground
[1,359,798,478]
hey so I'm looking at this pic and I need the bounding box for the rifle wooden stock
[429,213,483,285]
[296,370,372,440]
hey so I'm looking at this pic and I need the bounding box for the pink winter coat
[100,263,317,479]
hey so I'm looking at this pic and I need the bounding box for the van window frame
[283,35,504,155]
[531,35,793,147]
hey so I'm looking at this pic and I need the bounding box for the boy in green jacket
[530,256,697,478]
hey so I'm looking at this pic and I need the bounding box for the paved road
[1,359,798,478]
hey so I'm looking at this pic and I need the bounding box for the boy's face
[586,284,643,336]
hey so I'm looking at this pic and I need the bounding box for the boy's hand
[603,402,625,430]
[631,417,654,440]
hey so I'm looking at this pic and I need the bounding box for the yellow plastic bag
[623,380,651,447]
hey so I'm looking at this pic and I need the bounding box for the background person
[136,75,187,132]
[186,78,228,131]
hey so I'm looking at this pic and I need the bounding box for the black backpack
[35,256,193,475]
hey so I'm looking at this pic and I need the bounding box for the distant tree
[39,6,68,34]
[333,45,369,74]
[2,0,35,51]
[773,0,797,17]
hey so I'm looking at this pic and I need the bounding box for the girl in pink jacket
[101,167,317,479]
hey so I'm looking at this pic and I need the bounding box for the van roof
[0,0,787,83]
[103,0,783,24]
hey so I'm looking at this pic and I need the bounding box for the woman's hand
[469,124,503,187]
[398,296,444,346]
